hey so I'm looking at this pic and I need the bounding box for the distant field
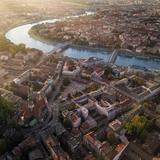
[63,0,88,6]
[0,0,129,34]
[0,0,91,34]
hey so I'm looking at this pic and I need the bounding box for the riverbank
[29,28,160,60]
[71,45,160,61]
[28,4,160,58]
[29,25,160,59]
[28,26,60,45]
[29,28,112,52]
[6,9,160,70]
[5,9,91,37]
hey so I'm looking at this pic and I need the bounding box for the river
[5,12,160,70]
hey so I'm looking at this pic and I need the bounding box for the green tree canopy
[107,130,119,145]
[103,65,113,78]
[0,138,7,155]
[0,35,27,56]
[125,115,149,138]
[0,96,11,123]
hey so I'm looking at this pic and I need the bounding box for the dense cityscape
[30,4,160,56]
[0,0,159,160]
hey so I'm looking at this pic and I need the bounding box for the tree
[139,129,147,143]
[83,83,99,93]
[63,118,72,129]
[48,54,57,63]
[103,66,112,78]
[0,139,7,155]
[0,96,11,123]
[18,43,27,54]
[63,78,70,86]
[128,76,145,87]
[0,36,10,51]
[0,35,27,56]
[125,115,149,138]
[107,131,119,145]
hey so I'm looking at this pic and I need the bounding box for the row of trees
[0,96,24,155]
[0,36,27,56]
